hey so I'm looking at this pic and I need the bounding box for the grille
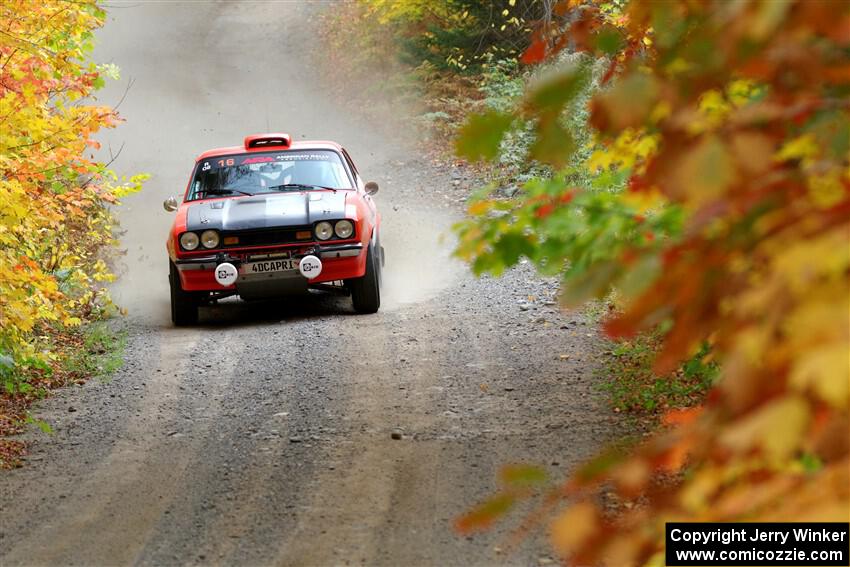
[223,226,311,247]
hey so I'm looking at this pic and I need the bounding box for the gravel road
[0,3,617,566]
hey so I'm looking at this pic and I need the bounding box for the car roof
[195,140,345,162]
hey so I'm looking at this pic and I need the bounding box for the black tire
[169,262,199,326]
[350,243,381,314]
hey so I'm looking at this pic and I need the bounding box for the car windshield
[187,149,352,200]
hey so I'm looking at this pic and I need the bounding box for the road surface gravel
[0,3,618,566]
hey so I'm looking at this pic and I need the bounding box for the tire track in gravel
[270,269,608,567]
[275,308,452,566]
[136,307,352,566]
[2,329,205,565]
[269,262,619,567]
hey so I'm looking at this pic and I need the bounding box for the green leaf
[530,118,575,168]
[528,64,591,112]
[500,464,549,489]
[617,253,661,298]
[455,110,514,162]
[806,109,850,161]
[573,444,629,484]
[560,260,621,306]
[798,452,822,474]
[25,415,54,435]
[455,493,516,533]
[594,25,625,55]
[35,419,54,435]
[496,232,535,267]
[650,2,687,49]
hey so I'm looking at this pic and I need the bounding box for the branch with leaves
[0,0,146,388]
[454,1,849,564]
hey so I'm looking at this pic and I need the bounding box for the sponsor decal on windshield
[274,153,334,161]
[242,152,336,166]
[199,152,338,171]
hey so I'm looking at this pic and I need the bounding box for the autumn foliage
[0,1,144,388]
[455,0,849,564]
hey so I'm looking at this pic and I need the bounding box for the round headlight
[334,220,354,239]
[200,230,220,249]
[315,221,333,241]
[180,232,199,251]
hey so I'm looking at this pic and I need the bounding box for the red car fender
[344,195,368,246]
[167,205,190,262]
[347,191,381,246]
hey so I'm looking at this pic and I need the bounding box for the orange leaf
[455,493,516,534]
[550,503,599,558]
[661,406,703,426]
[521,40,547,65]
[535,203,555,219]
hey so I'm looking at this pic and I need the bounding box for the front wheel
[169,262,200,326]
[349,244,381,314]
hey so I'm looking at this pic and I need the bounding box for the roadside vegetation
[0,1,144,467]
[318,1,539,144]
[319,1,713,427]
[322,0,849,563]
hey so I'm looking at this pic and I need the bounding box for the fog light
[299,255,322,279]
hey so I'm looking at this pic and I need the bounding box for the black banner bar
[666,522,849,566]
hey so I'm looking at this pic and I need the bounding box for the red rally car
[163,133,383,326]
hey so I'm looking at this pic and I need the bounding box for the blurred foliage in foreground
[0,1,145,393]
[455,0,849,563]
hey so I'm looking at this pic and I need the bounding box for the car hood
[184,191,349,232]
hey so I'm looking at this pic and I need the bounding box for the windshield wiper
[204,188,253,197]
[270,183,338,193]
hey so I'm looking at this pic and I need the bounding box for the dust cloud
[379,209,462,310]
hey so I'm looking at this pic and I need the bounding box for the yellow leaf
[721,396,810,461]
[467,200,493,216]
[790,344,850,409]
[776,134,819,162]
[807,169,845,209]
[731,132,774,175]
[670,136,737,207]
[550,502,598,557]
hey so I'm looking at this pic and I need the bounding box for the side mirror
[364,181,379,196]
[163,196,179,212]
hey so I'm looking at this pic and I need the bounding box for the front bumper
[174,242,366,292]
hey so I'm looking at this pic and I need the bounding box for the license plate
[242,259,298,274]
